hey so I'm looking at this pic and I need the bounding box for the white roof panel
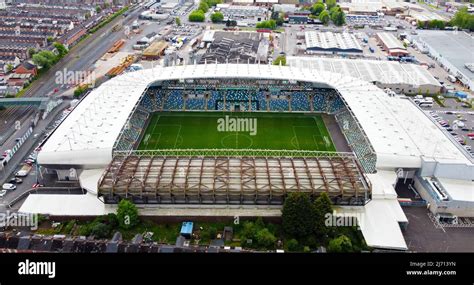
[437,178,474,202]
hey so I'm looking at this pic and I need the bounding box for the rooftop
[286,56,441,90]
[305,32,363,53]
[416,30,474,82]
[377,32,406,51]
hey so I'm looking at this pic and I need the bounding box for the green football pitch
[137,112,336,152]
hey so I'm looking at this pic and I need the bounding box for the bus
[418,100,433,108]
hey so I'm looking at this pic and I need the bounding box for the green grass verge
[89,6,129,34]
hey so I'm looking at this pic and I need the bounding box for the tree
[429,19,446,30]
[226,19,237,27]
[211,12,224,23]
[107,213,119,229]
[175,17,181,26]
[326,0,337,10]
[188,10,205,22]
[271,11,284,26]
[319,10,330,25]
[311,2,325,16]
[281,192,315,238]
[116,199,139,229]
[96,5,102,13]
[32,53,51,69]
[208,226,217,239]
[198,1,209,13]
[6,64,14,72]
[326,0,337,11]
[327,235,353,253]
[47,36,54,43]
[90,222,111,239]
[450,7,474,31]
[53,42,68,58]
[286,238,300,252]
[28,48,37,57]
[256,20,277,30]
[255,228,276,248]
[313,192,333,237]
[331,8,345,26]
[273,55,286,66]
[73,84,89,98]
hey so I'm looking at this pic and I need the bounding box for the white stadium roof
[38,64,468,169]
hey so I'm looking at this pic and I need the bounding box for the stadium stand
[291,92,310,111]
[185,95,206,110]
[257,91,268,111]
[163,90,184,110]
[269,97,290,111]
[335,109,376,173]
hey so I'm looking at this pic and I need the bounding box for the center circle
[221,134,253,149]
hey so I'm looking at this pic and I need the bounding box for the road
[0,101,72,212]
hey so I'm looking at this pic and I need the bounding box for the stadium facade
[21,64,474,251]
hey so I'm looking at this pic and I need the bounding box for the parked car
[0,190,7,197]
[8,177,22,184]
[2,183,16,191]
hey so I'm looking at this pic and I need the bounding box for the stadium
[24,64,474,250]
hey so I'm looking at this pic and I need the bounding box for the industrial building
[142,41,168,60]
[216,4,268,24]
[198,31,269,64]
[286,56,442,94]
[376,32,409,57]
[305,32,363,55]
[413,30,474,91]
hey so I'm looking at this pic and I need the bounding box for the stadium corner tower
[31,64,474,250]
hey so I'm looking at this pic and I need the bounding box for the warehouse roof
[377,32,406,51]
[305,32,363,53]
[142,41,168,57]
[286,56,441,88]
[416,30,474,82]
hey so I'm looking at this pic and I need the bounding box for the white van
[447,75,457,83]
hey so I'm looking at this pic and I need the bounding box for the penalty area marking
[143,134,151,146]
